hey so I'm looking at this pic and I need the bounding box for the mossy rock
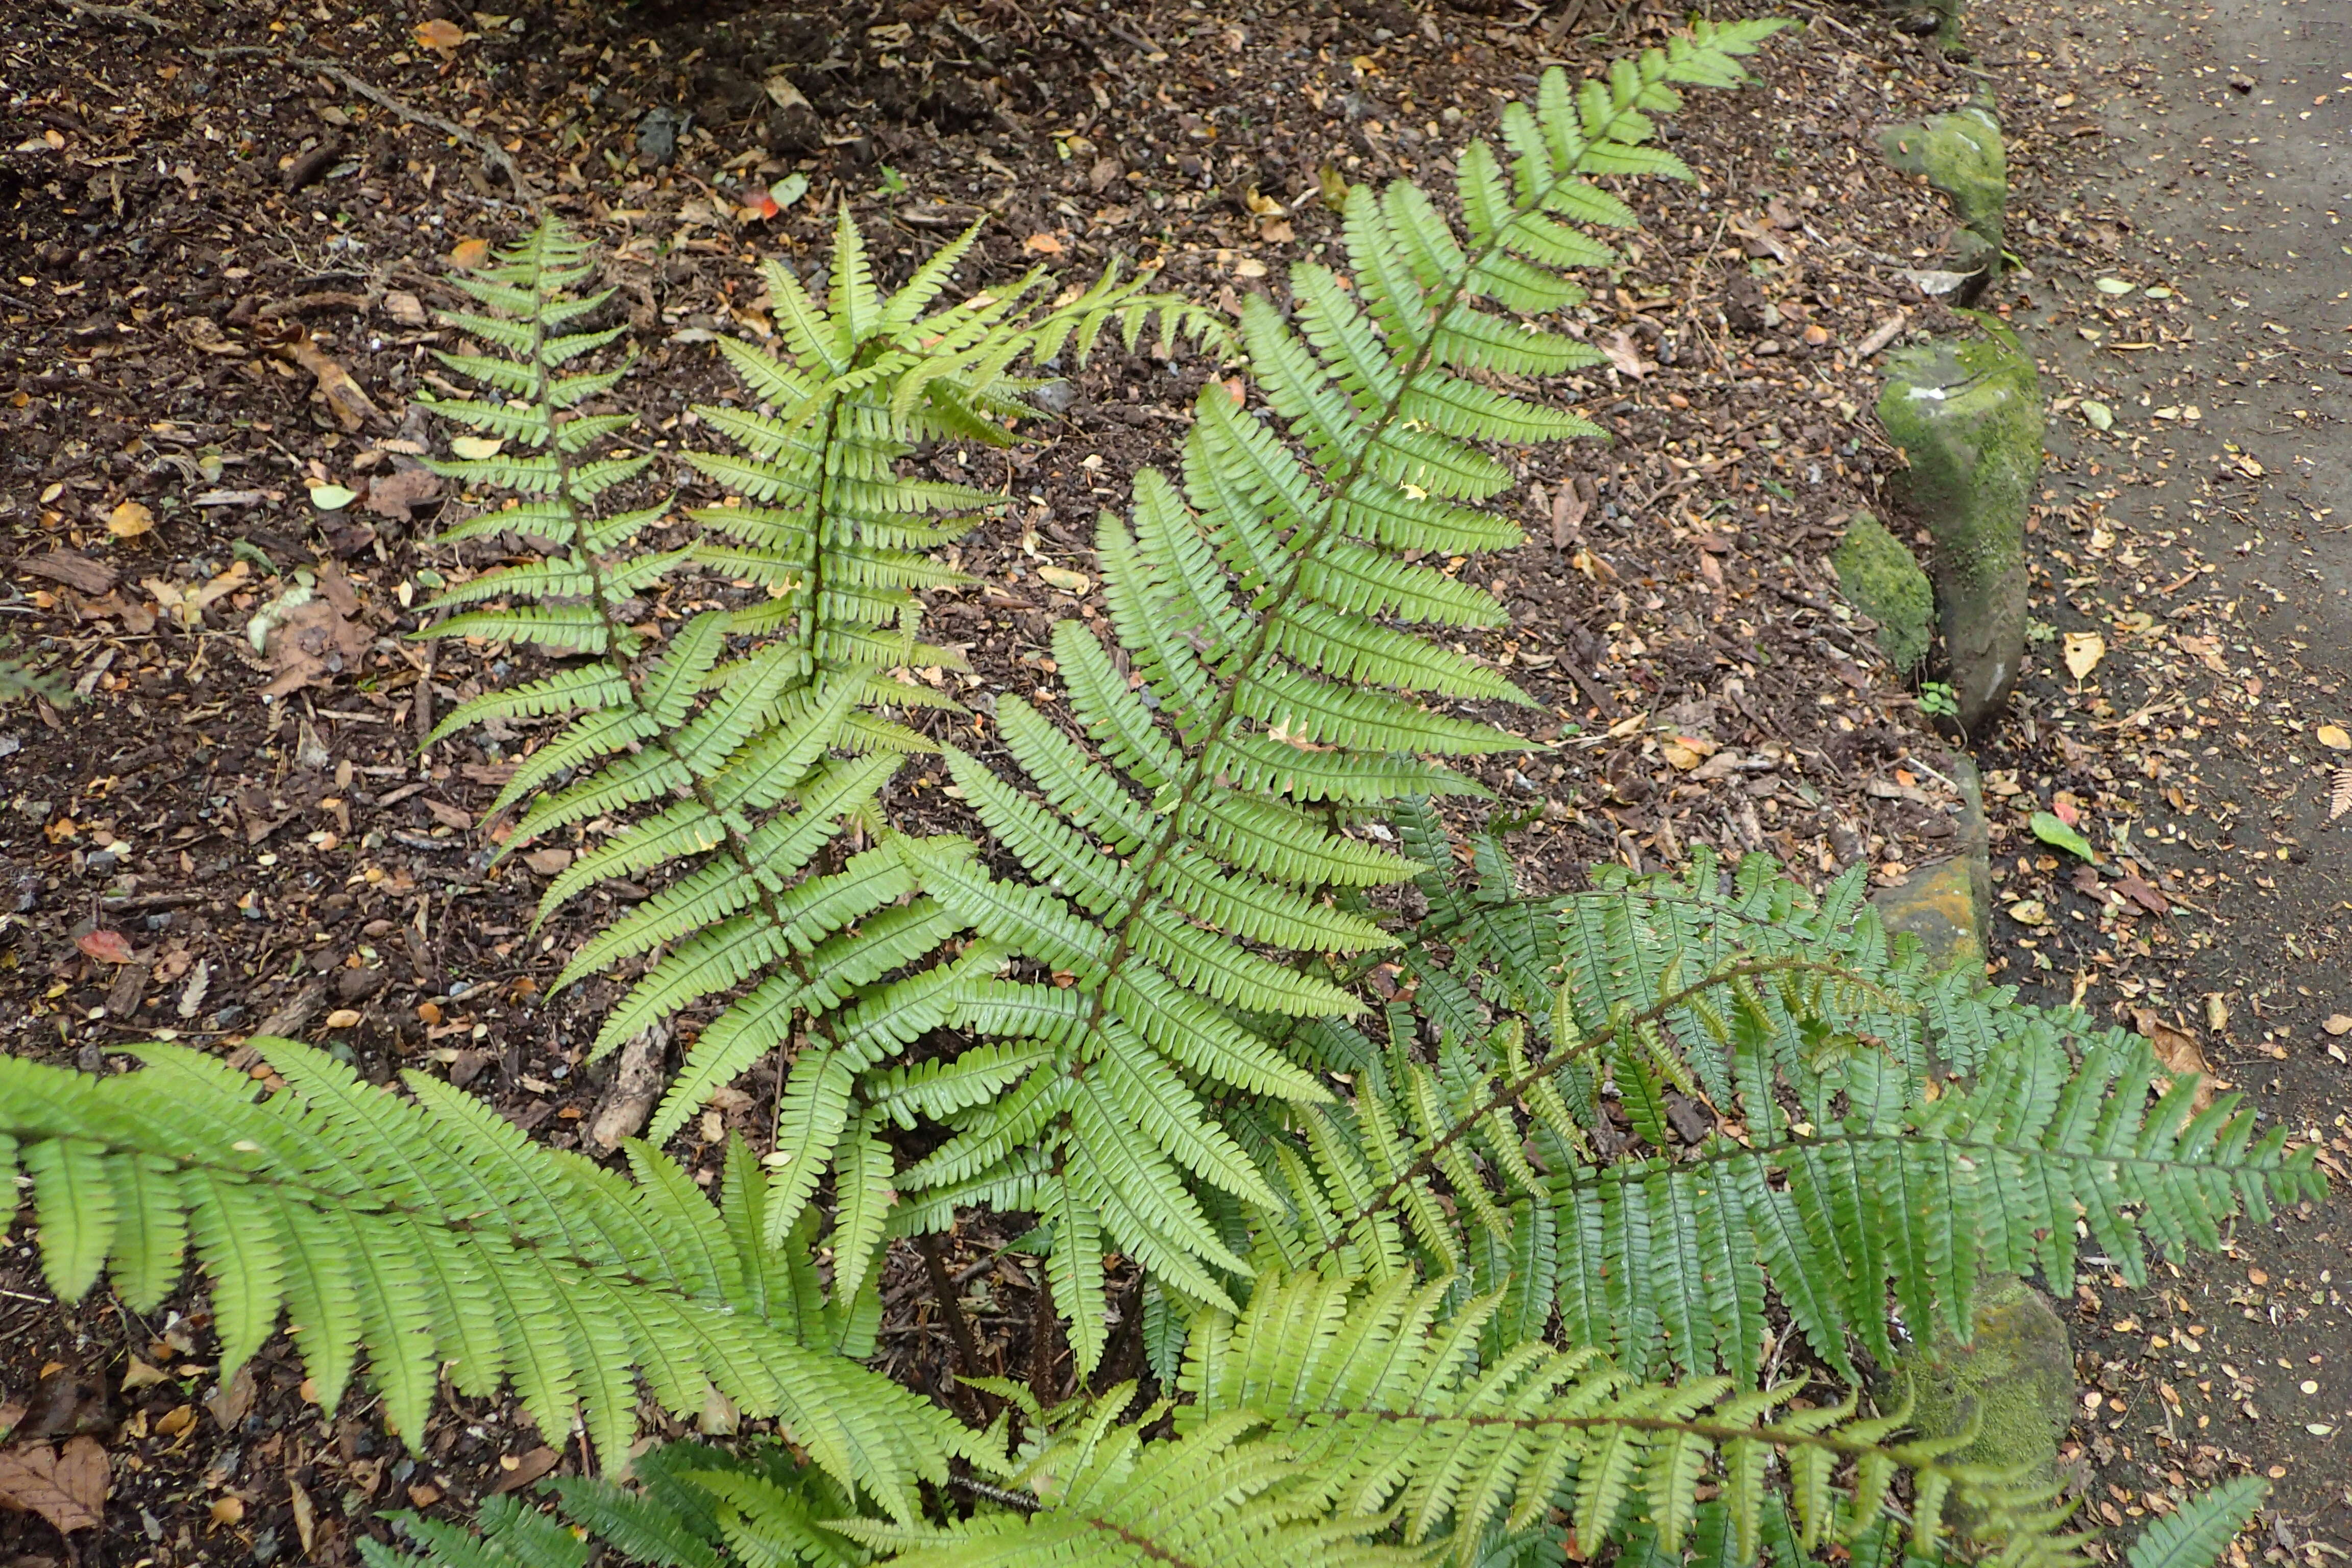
[1876,324,2043,729]
[1879,101,2004,284]
[1829,511,1933,675]
[1894,1275,2076,1523]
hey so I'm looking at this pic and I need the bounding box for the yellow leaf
[1037,566,1091,595]
[2317,723,2350,751]
[414,17,468,51]
[107,499,155,537]
[449,435,504,460]
[448,236,492,270]
[2062,630,2105,681]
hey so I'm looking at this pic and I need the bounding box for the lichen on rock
[1829,510,1934,675]
[1875,323,2044,730]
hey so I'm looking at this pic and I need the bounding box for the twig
[46,0,173,30]
[190,45,536,204]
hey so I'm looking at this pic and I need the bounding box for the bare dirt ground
[1978,0,2352,1550]
[0,0,2343,1560]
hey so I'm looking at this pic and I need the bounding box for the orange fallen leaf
[76,929,135,965]
[1021,232,1065,255]
[106,499,155,538]
[448,236,492,271]
[414,17,467,51]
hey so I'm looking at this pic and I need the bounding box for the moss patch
[1829,511,1934,674]
[1895,1274,2076,1516]
[1878,100,2005,277]
[1875,323,2044,728]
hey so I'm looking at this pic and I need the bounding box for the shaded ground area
[0,0,2338,1560]
[1969,0,2352,1548]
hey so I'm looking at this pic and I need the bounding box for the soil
[1960,0,2352,1550]
[0,0,2340,1560]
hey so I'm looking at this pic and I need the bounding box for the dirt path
[1991,0,2352,1541]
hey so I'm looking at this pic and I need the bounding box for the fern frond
[1252,836,2321,1393]
[889,31,1783,1367]
[0,1041,958,1516]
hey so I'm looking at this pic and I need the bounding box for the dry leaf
[2062,630,2105,680]
[106,500,155,538]
[1549,482,1590,548]
[287,1475,317,1556]
[362,467,444,523]
[324,1009,363,1028]
[144,559,253,631]
[205,1364,256,1431]
[2316,723,2350,751]
[588,1025,670,1152]
[1037,566,1091,595]
[2334,768,2352,822]
[1600,328,1651,380]
[414,17,468,51]
[521,847,574,876]
[0,1436,109,1535]
[2132,1007,2213,1111]
[118,1357,170,1392]
[486,1445,562,1496]
[257,569,373,699]
[76,929,135,965]
[1022,232,1066,255]
[210,1494,245,1526]
[271,330,388,433]
[448,236,492,271]
[383,290,430,328]
[2322,1014,2351,1037]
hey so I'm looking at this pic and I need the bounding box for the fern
[417,214,1217,1207]
[2123,1477,2265,1568]
[876,21,1790,1371]
[1237,826,2321,1387]
[0,1039,961,1518]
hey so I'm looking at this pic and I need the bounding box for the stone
[1872,857,1982,975]
[1878,99,2005,295]
[1893,1274,2076,1526]
[1875,325,2043,731]
[1828,511,1934,675]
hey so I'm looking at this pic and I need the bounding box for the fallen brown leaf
[486,1445,562,1496]
[2131,1006,2213,1112]
[362,466,444,523]
[270,329,389,433]
[205,1363,255,1431]
[448,236,492,270]
[1600,328,1651,380]
[0,1436,109,1535]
